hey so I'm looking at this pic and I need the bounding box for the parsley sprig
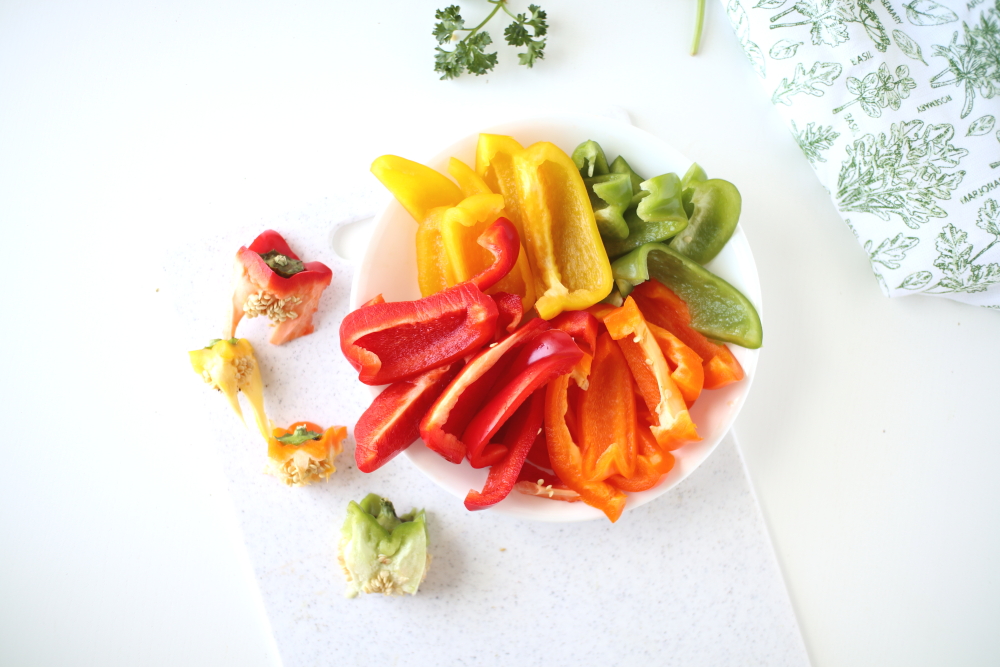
[433,2,548,80]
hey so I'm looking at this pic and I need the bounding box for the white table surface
[2,1,999,666]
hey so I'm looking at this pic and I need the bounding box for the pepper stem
[691,0,706,56]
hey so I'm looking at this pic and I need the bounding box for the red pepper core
[340,281,498,386]
[469,217,520,292]
[353,361,463,473]
[227,230,333,345]
[464,389,546,510]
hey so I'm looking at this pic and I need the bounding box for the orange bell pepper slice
[607,419,675,492]
[630,280,744,390]
[603,297,700,451]
[646,322,704,406]
[579,332,637,482]
[545,374,627,522]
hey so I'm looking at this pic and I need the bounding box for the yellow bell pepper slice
[513,142,614,320]
[415,206,457,297]
[476,134,529,240]
[448,157,492,197]
[371,155,463,223]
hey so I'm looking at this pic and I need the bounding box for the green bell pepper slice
[669,178,742,265]
[636,173,687,223]
[611,243,762,348]
[584,173,632,240]
[571,140,610,178]
[604,204,688,259]
[680,162,707,216]
[610,155,645,194]
[338,493,430,597]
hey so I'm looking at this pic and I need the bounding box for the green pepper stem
[691,0,706,56]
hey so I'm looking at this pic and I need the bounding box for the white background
[1,1,998,666]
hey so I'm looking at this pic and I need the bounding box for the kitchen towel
[721,0,1000,307]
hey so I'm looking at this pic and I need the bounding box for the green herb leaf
[898,271,933,290]
[967,115,996,137]
[903,0,958,26]
[433,5,465,44]
[276,425,323,445]
[458,31,497,75]
[892,29,928,66]
[259,250,305,278]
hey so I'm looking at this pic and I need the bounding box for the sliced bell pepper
[611,243,762,349]
[579,332,637,482]
[464,389,546,510]
[584,173,632,240]
[462,329,583,469]
[603,297,700,451]
[491,292,524,340]
[630,279,745,390]
[513,141,614,319]
[515,459,583,502]
[545,374,627,522]
[571,140,610,178]
[226,230,333,345]
[549,310,599,357]
[189,337,270,440]
[646,322,704,406]
[420,318,549,463]
[266,421,347,487]
[415,206,456,297]
[370,155,463,223]
[467,217,520,292]
[668,178,742,265]
[340,281,497,386]
[354,362,462,473]
[606,421,675,492]
[448,157,492,197]
[438,193,506,290]
[476,134,529,239]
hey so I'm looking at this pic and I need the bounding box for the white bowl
[351,113,762,522]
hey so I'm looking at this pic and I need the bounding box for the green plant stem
[461,1,505,40]
[971,239,999,263]
[832,99,859,114]
[496,0,518,21]
[770,20,814,28]
[691,0,705,55]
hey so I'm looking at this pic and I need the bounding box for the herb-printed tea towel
[721,0,1000,308]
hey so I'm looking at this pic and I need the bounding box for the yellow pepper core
[189,338,270,440]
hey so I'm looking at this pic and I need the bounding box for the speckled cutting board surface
[165,187,810,667]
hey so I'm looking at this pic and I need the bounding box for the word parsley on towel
[433,1,547,80]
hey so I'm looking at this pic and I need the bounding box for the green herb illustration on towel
[865,233,920,269]
[791,120,841,162]
[768,0,889,52]
[892,29,929,66]
[729,0,768,76]
[836,120,968,228]
[924,218,1000,293]
[929,2,1000,118]
[833,63,917,116]
[773,61,843,104]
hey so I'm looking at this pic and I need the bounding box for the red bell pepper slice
[463,329,583,469]
[549,310,599,357]
[464,389,546,510]
[227,230,333,345]
[469,217,520,292]
[340,281,498,386]
[545,374,628,522]
[490,292,524,340]
[353,361,462,473]
[579,332,637,482]
[630,280,744,390]
[419,318,549,463]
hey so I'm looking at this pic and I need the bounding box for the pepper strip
[513,141,614,320]
[491,292,524,340]
[340,281,497,386]
[630,280,744,390]
[354,362,462,473]
[607,420,675,492]
[549,310,599,357]
[468,218,520,292]
[545,374,627,522]
[646,322,704,406]
[420,318,549,463]
[579,332,637,482]
[463,329,583,469]
[464,389,546,510]
[227,230,333,345]
[603,297,700,451]
[371,155,463,224]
